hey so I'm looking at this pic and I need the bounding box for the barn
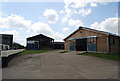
[64,27,120,53]
[26,34,54,50]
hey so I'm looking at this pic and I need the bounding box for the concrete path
[2,50,118,79]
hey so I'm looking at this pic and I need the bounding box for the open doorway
[76,38,87,51]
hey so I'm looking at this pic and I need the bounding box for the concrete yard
[2,50,118,79]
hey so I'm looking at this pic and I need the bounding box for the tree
[12,42,25,49]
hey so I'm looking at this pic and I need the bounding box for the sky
[0,0,119,46]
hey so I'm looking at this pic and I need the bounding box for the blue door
[70,45,75,51]
[87,44,96,51]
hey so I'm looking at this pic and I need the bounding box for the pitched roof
[64,26,119,40]
[27,34,54,40]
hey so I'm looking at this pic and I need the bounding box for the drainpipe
[75,39,76,51]
[107,36,110,53]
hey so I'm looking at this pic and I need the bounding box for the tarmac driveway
[2,50,118,79]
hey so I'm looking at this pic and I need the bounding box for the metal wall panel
[87,44,96,51]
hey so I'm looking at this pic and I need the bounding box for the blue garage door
[87,44,96,51]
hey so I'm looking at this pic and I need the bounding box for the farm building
[26,34,54,50]
[0,34,13,51]
[53,42,64,49]
[64,27,120,53]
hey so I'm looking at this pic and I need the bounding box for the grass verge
[59,51,69,53]
[17,50,51,56]
[77,52,120,62]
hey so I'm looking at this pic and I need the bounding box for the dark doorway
[34,41,39,50]
[76,39,87,51]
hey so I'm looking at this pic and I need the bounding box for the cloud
[73,8,92,16]
[62,0,93,24]
[63,0,113,10]
[91,2,97,7]
[52,32,65,42]
[43,9,59,24]
[0,14,33,45]
[0,14,64,45]
[91,17,118,34]
[68,19,83,27]
[29,22,65,41]
[0,14,31,28]
[59,10,64,14]
[29,22,53,35]
[63,27,70,33]
[61,8,73,24]
[64,0,89,8]
[78,8,92,16]
[61,16,69,24]
[71,1,88,8]
[0,12,2,17]
[65,8,73,14]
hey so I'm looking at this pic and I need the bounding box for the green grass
[77,52,120,61]
[59,51,69,53]
[17,50,51,56]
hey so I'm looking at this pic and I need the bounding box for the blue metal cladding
[34,42,39,50]
[27,41,39,50]
[70,45,75,51]
[87,44,96,51]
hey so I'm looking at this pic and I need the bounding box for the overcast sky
[0,0,118,46]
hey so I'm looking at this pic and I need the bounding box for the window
[87,38,96,44]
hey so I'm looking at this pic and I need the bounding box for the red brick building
[64,27,120,53]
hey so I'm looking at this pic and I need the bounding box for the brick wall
[64,28,108,52]
[96,36,108,52]
[64,40,70,50]
[109,36,120,53]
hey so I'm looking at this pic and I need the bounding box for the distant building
[53,42,64,49]
[26,34,54,50]
[64,27,120,53]
[0,34,13,51]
